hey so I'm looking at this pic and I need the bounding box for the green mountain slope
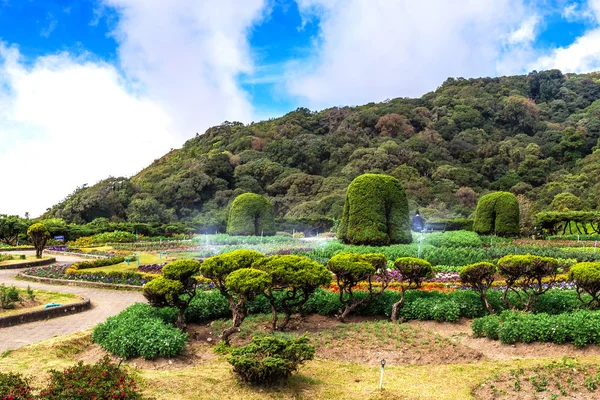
[44,70,600,231]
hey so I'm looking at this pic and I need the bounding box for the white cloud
[287,0,531,109]
[562,3,579,20]
[0,44,179,217]
[102,0,268,135]
[531,28,600,72]
[40,13,58,38]
[507,14,540,44]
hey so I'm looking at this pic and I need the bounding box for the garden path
[0,251,144,352]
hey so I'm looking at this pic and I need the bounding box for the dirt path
[0,251,144,352]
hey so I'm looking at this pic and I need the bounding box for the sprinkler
[379,359,386,390]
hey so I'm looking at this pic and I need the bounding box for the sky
[2,0,600,217]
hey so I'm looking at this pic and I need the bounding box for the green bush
[0,284,20,309]
[91,230,137,243]
[569,262,600,309]
[38,356,142,399]
[69,256,125,271]
[92,303,186,359]
[460,262,496,314]
[227,193,275,236]
[338,174,411,246]
[227,335,315,384]
[421,230,482,248]
[472,310,600,348]
[0,371,33,399]
[473,192,520,236]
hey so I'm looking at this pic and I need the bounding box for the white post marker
[379,358,386,390]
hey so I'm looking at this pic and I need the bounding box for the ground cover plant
[92,303,186,359]
[0,288,78,317]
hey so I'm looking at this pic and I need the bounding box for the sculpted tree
[338,174,411,246]
[227,193,275,236]
[460,262,497,314]
[390,257,433,320]
[143,259,202,330]
[569,262,600,309]
[254,255,331,331]
[27,223,50,258]
[200,249,265,343]
[473,192,520,237]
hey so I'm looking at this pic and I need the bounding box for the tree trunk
[391,288,406,321]
[175,310,186,331]
[481,292,494,315]
[221,303,246,345]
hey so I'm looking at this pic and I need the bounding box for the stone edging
[17,273,143,292]
[0,297,91,328]
[0,258,56,270]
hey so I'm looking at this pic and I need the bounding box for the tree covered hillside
[45,70,600,231]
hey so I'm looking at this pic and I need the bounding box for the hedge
[338,174,411,246]
[473,192,520,236]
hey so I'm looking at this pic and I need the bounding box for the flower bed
[23,265,154,286]
[138,263,166,273]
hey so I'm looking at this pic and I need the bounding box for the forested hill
[45,70,600,231]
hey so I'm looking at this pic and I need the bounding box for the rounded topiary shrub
[473,192,520,237]
[227,193,275,236]
[338,174,411,246]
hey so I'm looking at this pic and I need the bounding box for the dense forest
[44,69,600,232]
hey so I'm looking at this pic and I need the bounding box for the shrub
[328,252,389,321]
[472,310,600,348]
[253,255,331,331]
[38,356,142,399]
[498,254,561,311]
[473,192,520,237]
[92,303,186,359]
[67,256,125,271]
[0,284,21,309]
[338,174,411,246]
[227,193,276,236]
[570,262,600,309]
[460,262,496,314]
[91,230,137,243]
[0,371,33,399]
[228,335,315,384]
[27,223,50,258]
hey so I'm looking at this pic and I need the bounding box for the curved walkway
[0,251,144,352]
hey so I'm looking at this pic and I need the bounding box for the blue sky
[2,0,600,216]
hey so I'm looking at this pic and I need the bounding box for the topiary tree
[497,255,560,311]
[390,257,433,320]
[27,223,50,258]
[227,335,315,385]
[200,249,265,342]
[473,192,520,237]
[338,174,411,246]
[227,193,275,236]
[569,262,600,309]
[142,259,201,330]
[224,268,271,340]
[327,252,389,321]
[254,255,331,331]
[460,262,497,314]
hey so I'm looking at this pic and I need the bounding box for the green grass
[77,251,190,273]
[0,289,78,317]
[0,255,52,266]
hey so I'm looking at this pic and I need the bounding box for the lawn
[76,252,176,273]
[0,289,79,317]
[0,255,52,266]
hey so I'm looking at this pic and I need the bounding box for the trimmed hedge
[472,310,600,347]
[473,192,520,236]
[66,256,125,272]
[227,193,275,236]
[338,174,411,246]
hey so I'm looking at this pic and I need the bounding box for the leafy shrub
[0,284,21,309]
[338,174,411,246]
[227,193,275,236]
[67,256,125,272]
[91,230,137,243]
[472,310,600,347]
[473,192,520,237]
[228,335,315,384]
[38,356,142,399]
[569,262,600,308]
[92,303,186,359]
[0,371,33,399]
[421,230,482,248]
